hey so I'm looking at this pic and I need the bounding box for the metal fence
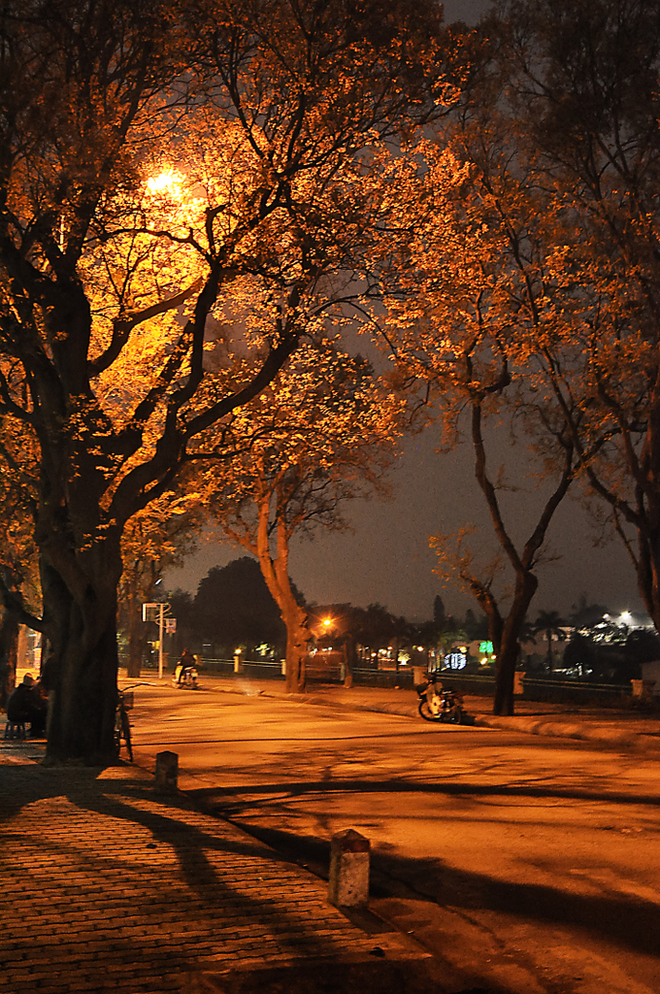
[201,658,284,679]
[140,655,636,703]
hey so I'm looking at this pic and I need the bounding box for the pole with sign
[142,602,170,678]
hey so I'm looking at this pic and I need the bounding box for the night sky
[166,424,644,624]
[165,0,646,625]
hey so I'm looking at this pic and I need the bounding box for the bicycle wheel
[418,699,442,722]
[120,708,133,762]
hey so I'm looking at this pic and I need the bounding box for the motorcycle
[172,664,199,689]
[417,676,464,723]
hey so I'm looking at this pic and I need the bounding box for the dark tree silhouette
[193,559,287,655]
[532,610,565,673]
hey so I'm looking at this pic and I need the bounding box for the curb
[472,713,660,752]
[251,685,660,754]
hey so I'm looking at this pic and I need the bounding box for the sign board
[444,651,467,671]
[142,603,166,622]
[165,618,177,634]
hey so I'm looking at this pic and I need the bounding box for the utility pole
[142,602,168,678]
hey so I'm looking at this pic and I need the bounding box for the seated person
[6,673,47,736]
[28,678,48,736]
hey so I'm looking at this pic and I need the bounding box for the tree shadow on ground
[185,779,660,964]
[0,764,389,980]
[190,957,498,994]
[0,762,508,993]
[190,774,660,809]
[3,762,659,985]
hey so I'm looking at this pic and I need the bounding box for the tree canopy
[368,0,660,713]
[206,341,402,690]
[0,0,455,760]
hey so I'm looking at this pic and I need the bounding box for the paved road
[126,680,660,994]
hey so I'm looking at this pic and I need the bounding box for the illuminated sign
[479,641,494,654]
[445,651,466,670]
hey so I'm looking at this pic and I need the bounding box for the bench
[3,720,27,740]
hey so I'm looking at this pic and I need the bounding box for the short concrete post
[328,829,370,907]
[155,750,178,793]
[631,678,656,701]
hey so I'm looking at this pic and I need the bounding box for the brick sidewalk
[0,759,429,994]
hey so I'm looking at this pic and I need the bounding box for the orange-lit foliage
[204,342,403,691]
[494,0,660,636]
[118,488,207,678]
[372,130,581,713]
[0,0,456,760]
[373,0,660,712]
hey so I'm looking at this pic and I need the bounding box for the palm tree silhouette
[533,610,566,673]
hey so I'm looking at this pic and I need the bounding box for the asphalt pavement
[1,671,659,994]
[197,672,660,754]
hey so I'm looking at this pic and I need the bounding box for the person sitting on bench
[6,673,47,737]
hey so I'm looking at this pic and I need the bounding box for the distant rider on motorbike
[174,648,196,687]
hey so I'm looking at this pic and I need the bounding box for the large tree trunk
[283,600,308,693]
[255,496,310,694]
[0,607,20,708]
[125,587,144,679]
[469,396,574,716]
[493,631,520,717]
[40,543,123,764]
[493,573,537,716]
[631,518,660,637]
[343,635,357,688]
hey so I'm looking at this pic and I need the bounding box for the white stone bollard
[155,750,178,793]
[328,829,370,907]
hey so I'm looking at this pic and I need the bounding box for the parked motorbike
[417,676,464,723]
[172,664,199,689]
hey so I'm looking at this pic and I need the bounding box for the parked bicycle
[114,689,133,761]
